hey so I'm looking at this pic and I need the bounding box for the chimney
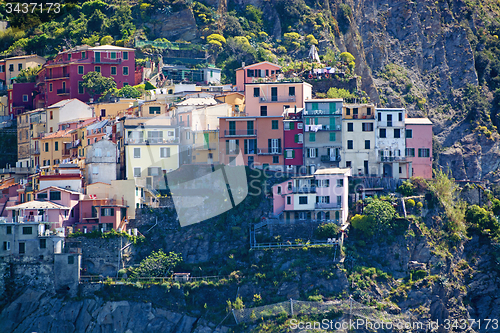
[242,62,245,68]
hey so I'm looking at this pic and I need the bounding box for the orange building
[219,116,284,171]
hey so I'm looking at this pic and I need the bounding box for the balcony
[380,156,406,162]
[93,58,122,64]
[377,121,404,128]
[258,96,296,103]
[57,88,70,95]
[320,155,341,162]
[126,138,179,144]
[304,109,342,116]
[194,143,217,150]
[292,186,316,193]
[30,147,40,155]
[222,129,257,137]
[305,124,341,132]
[315,203,342,209]
[46,73,70,80]
[257,147,282,155]
[62,149,71,157]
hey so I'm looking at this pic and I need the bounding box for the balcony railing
[257,148,282,155]
[291,186,316,193]
[126,138,179,144]
[304,110,342,115]
[377,121,404,128]
[380,156,406,162]
[93,58,122,64]
[222,129,257,137]
[315,203,342,209]
[194,143,218,150]
[305,125,341,132]
[46,73,70,80]
[30,147,40,155]
[320,155,341,162]
[258,96,296,103]
[57,88,70,95]
[84,198,127,206]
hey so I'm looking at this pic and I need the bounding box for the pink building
[405,118,433,179]
[76,196,128,233]
[36,186,81,227]
[245,81,312,117]
[219,116,284,170]
[9,82,36,117]
[283,108,304,173]
[235,61,282,92]
[40,45,135,107]
[272,168,351,224]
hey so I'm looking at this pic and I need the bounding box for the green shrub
[397,180,415,196]
[406,199,415,208]
[416,202,423,209]
[314,223,340,239]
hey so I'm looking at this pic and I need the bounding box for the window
[78,66,84,75]
[294,133,303,143]
[6,226,12,234]
[9,64,14,71]
[111,52,117,59]
[394,129,400,138]
[277,186,281,194]
[317,179,330,187]
[347,140,353,149]
[378,113,382,121]
[365,140,370,149]
[362,123,373,131]
[92,166,99,174]
[68,53,72,61]
[133,167,141,177]
[82,51,86,58]
[285,149,295,159]
[346,161,351,168]
[273,156,279,163]
[272,120,279,129]
[308,148,317,158]
[54,141,59,151]
[78,81,84,94]
[134,147,141,158]
[123,66,129,75]
[379,128,386,138]
[160,147,170,158]
[253,87,259,97]
[123,51,128,60]
[347,123,353,132]
[329,133,336,141]
[148,167,160,176]
[22,227,32,235]
[399,112,403,121]
[367,107,372,115]
[39,239,46,249]
[37,193,48,200]
[289,87,295,96]
[405,129,413,138]
[44,142,49,152]
[18,63,22,71]
[49,83,53,92]
[406,148,415,157]
[149,106,161,115]
[346,108,350,115]
[287,196,291,205]
[68,256,74,264]
[22,94,28,102]
[309,133,316,142]
[94,66,101,73]
[299,196,308,205]
[399,166,402,174]
[3,242,10,251]
[297,123,303,129]
[50,191,61,200]
[19,243,25,254]
[337,179,344,187]
[337,196,342,206]
[111,66,117,75]
[418,148,430,157]
[260,106,267,116]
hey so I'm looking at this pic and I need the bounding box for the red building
[283,108,304,173]
[77,196,128,233]
[8,82,36,116]
[39,44,136,107]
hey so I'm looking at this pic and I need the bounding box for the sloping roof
[236,61,281,70]
[47,99,80,109]
[43,129,71,139]
[5,55,45,61]
[37,185,81,195]
[314,168,352,175]
[89,45,135,51]
[6,200,69,210]
[86,119,109,131]
[177,97,217,106]
[405,118,433,125]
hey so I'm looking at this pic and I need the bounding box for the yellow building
[3,55,46,86]
[192,130,219,164]
[215,92,245,116]
[26,109,46,169]
[124,117,180,189]
[92,99,136,119]
[39,130,72,168]
[17,112,31,168]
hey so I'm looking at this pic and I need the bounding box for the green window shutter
[203,132,209,149]
[294,134,298,143]
[306,149,310,157]
[312,102,318,110]
[226,140,229,153]
[329,103,336,114]
[330,117,335,128]
[292,150,295,158]
[235,139,239,154]
[309,133,315,142]
[315,148,318,157]
[244,139,248,154]
[314,117,318,125]
[329,133,335,141]
[290,122,294,130]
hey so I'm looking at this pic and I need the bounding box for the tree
[306,34,318,45]
[350,214,376,237]
[82,71,116,99]
[465,205,500,235]
[15,66,41,83]
[397,180,415,196]
[314,223,340,239]
[117,85,142,98]
[100,35,114,45]
[134,250,182,277]
[326,87,355,99]
[363,199,395,227]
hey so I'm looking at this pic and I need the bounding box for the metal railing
[314,203,342,209]
[320,155,341,162]
[259,96,296,103]
[257,148,282,155]
[303,110,342,115]
[222,129,257,137]
[93,58,122,64]
[380,156,406,162]
[126,138,179,144]
[46,73,70,80]
[57,88,70,95]
[30,147,40,154]
[291,186,316,193]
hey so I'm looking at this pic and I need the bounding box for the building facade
[85,139,118,185]
[405,118,433,179]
